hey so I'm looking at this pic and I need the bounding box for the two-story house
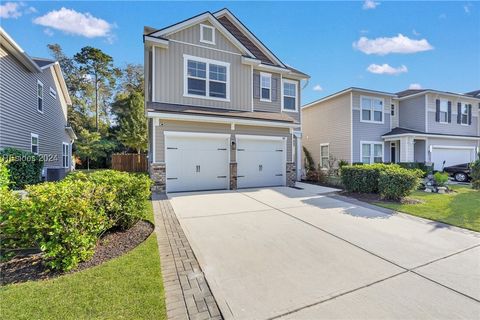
[144,9,309,192]
[302,87,480,173]
[0,28,75,178]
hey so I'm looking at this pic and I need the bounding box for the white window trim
[360,95,384,124]
[281,79,298,112]
[360,141,384,164]
[62,142,69,168]
[31,133,39,154]
[439,99,449,124]
[320,143,330,168]
[183,54,230,102]
[49,87,56,99]
[37,80,44,113]
[200,24,215,45]
[260,72,272,102]
[460,103,470,126]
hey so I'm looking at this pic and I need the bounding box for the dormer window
[200,24,215,45]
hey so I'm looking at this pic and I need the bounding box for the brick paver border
[152,193,223,320]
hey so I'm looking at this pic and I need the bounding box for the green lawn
[375,185,480,232]
[0,202,166,320]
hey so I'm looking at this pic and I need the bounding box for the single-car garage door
[236,135,286,189]
[165,132,230,193]
[431,146,477,170]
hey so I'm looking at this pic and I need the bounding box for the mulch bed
[1,220,154,285]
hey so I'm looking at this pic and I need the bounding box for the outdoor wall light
[231,141,236,150]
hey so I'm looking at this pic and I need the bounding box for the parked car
[443,163,471,182]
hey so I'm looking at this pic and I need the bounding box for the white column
[399,136,415,162]
[296,136,302,181]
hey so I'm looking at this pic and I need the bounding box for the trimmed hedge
[471,157,480,189]
[340,163,392,193]
[378,167,422,200]
[0,147,43,190]
[0,170,152,271]
[0,158,10,190]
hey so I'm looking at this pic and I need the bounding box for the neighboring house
[143,9,309,192]
[0,28,75,177]
[302,87,480,171]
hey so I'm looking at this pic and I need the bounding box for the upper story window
[260,72,271,101]
[282,80,297,111]
[200,24,215,45]
[37,80,44,113]
[439,99,449,123]
[361,96,383,123]
[50,87,57,99]
[31,133,39,154]
[458,103,472,125]
[184,55,229,101]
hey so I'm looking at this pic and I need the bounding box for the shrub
[65,170,152,229]
[378,167,422,200]
[303,146,315,172]
[25,180,110,270]
[472,157,480,190]
[397,162,432,177]
[434,172,449,187]
[341,163,393,193]
[0,147,43,190]
[0,158,10,190]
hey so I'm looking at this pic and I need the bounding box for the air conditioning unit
[46,168,67,182]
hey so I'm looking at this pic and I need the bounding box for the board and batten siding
[0,45,70,168]
[398,95,426,132]
[302,92,351,167]
[351,92,392,163]
[426,93,479,136]
[153,120,292,163]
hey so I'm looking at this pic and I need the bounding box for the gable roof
[396,89,427,98]
[396,89,480,101]
[32,57,56,69]
[465,90,480,98]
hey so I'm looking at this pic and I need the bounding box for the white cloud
[0,2,22,18]
[360,29,369,35]
[409,83,422,89]
[25,6,37,14]
[33,7,113,38]
[44,28,54,37]
[313,84,323,92]
[353,34,434,55]
[367,64,408,75]
[464,4,472,14]
[412,29,420,36]
[363,0,380,10]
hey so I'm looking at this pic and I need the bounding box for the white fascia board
[0,27,41,73]
[53,63,72,105]
[242,57,308,80]
[147,111,298,128]
[381,133,480,141]
[144,36,169,48]
[398,90,480,102]
[164,131,230,139]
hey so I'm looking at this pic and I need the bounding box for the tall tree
[118,64,144,96]
[74,47,118,131]
[113,92,147,154]
[75,129,114,170]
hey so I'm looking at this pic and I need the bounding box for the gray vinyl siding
[153,120,292,163]
[398,95,426,132]
[425,93,479,136]
[302,92,351,167]
[252,70,281,112]
[352,92,392,163]
[153,37,251,110]
[0,45,70,169]
[414,140,426,162]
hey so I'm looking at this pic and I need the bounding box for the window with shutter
[439,100,448,123]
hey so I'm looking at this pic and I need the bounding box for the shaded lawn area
[375,185,480,232]
[0,202,166,320]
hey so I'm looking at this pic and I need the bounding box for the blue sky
[1,1,479,104]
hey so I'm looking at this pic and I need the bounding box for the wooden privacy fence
[111,154,148,173]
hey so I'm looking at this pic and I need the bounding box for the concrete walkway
[167,186,480,320]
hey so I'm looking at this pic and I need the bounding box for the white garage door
[236,135,286,189]
[431,146,476,170]
[165,132,230,193]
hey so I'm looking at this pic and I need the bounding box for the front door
[390,142,396,163]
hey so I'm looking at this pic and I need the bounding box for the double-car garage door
[431,146,477,170]
[165,132,286,193]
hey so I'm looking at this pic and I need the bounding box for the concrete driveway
[168,183,480,319]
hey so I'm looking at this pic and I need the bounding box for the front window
[62,143,69,168]
[31,134,39,154]
[283,80,297,111]
[361,142,383,164]
[320,144,329,168]
[361,97,383,123]
[260,72,271,101]
[37,81,43,112]
[461,104,469,125]
[185,55,229,100]
[439,100,448,123]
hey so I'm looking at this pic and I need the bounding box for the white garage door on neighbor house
[236,135,286,189]
[431,146,477,170]
[165,132,230,193]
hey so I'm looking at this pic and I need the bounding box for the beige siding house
[144,9,309,192]
[302,87,480,178]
